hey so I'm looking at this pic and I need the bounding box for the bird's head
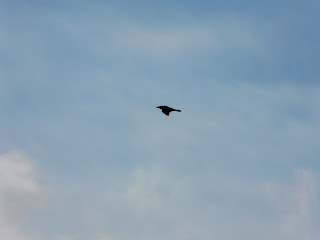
[156,106,163,109]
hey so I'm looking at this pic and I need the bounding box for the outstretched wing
[168,107,181,112]
[162,109,170,116]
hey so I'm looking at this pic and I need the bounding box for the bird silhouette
[156,106,181,116]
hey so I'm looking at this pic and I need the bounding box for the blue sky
[1,1,320,240]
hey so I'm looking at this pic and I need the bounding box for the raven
[156,106,181,116]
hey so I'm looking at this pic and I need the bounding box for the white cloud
[0,151,40,193]
[0,151,44,240]
[101,165,217,240]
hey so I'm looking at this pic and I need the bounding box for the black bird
[156,106,181,116]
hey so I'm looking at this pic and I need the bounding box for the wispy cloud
[2,1,320,240]
[265,169,319,240]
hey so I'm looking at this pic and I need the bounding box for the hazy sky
[1,1,320,240]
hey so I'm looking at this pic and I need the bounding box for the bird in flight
[156,106,181,116]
